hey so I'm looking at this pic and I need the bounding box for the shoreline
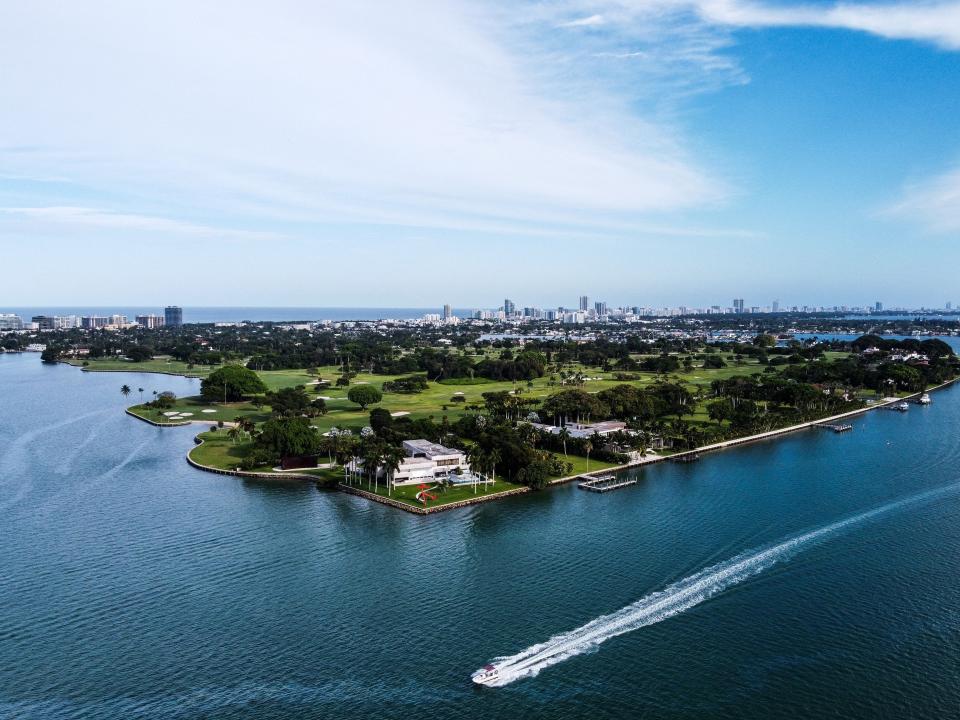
[108,357,959,513]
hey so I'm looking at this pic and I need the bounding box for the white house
[528,420,627,439]
[391,439,470,486]
[349,439,472,487]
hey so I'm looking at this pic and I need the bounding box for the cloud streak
[886,165,960,232]
[0,207,278,240]
[0,0,729,239]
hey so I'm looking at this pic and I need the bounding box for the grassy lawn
[119,357,792,435]
[345,476,525,509]
[129,397,270,425]
[188,431,339,482]
[551,453,621,478]
[68,356,219,377]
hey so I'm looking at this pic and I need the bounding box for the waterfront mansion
[391,439,471,486]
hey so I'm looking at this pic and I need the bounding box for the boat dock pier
[879,402,910,412]
[578,473,637,493]
[815,423,853,433]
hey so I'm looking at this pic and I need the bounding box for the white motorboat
[919,393,931,404]
[471,663,501,686]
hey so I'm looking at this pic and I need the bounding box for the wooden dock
[878,402,910,412]
[815,423,853,433]
[578,473,637,493]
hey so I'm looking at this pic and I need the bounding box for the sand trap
[390,411,410,417]
[179,412,194,417]
[353,381,369,384]
[316,395,332,400]
[201,409,217,413]
[162,412,179,416]
[453,391,465,395]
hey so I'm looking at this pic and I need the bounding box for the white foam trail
[484,483,960,686]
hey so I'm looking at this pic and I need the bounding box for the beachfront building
[136,314,165,329]
[81,316,109,329]
[0,314,22,330]
[165,306,183,327]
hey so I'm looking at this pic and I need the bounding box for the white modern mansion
[528,420,627,439]
[391,439,471,486]
[347,439,472,487]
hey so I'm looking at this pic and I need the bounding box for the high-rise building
[772,299,780,313]
[875,301,883,312]
[594,301,607,316]
[732,298,745,314]
[165,306,183,327]
[136,314,165,329]
[947,302,953,311]
[0,313,22,330]
[442,304,452,320]
[81,316,109,329]
[503,298,515,315]
[579,295,589,312]
[32,315,78,330]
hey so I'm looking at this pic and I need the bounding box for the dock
[578,473,637,493]
[815,423,853,433]
[878,402,910,412]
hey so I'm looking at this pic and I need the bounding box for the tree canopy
[201,365,267,402]
[347,384,383,409]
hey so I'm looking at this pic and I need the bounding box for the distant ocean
[0,307,474,323]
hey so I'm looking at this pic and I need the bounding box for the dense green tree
[126,345,154,362]
[369,407,393,434]
[201,365,267,402]
[256,416,321,458]
[265,385,312,416]
[347,384,383,409]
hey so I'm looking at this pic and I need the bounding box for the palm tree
[120,384,131,401]
[227,425,241,443]
[558,427,571,457]
[137,387,144,403]
[487,448,501,489]
[468,446,487,494]
[381,445,406,496]
[583,439,593,471]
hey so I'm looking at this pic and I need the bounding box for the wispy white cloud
[559,14,607,27]
[886,165,960,232]
[0,206,278,240]
[557,1,960,51]
[0,0,731,239]
[693,0,960,50]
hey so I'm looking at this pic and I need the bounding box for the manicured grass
[188,432,342,485]
[550,453,620,479]
[436,377,497,385]
[189,431,258,470]
[345,476,525,509]
[130,397,270,425]
[68,356,219,377]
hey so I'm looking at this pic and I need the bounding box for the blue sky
[1,0,959,309]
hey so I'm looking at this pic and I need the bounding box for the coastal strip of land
[157,380,956,515]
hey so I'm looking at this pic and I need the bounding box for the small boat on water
[919,393,931,404]
[471,663,501,686]
[897,402,909,411]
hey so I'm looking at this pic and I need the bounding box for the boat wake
[480,482,960,687]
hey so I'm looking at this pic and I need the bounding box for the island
[26,317,960,513]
